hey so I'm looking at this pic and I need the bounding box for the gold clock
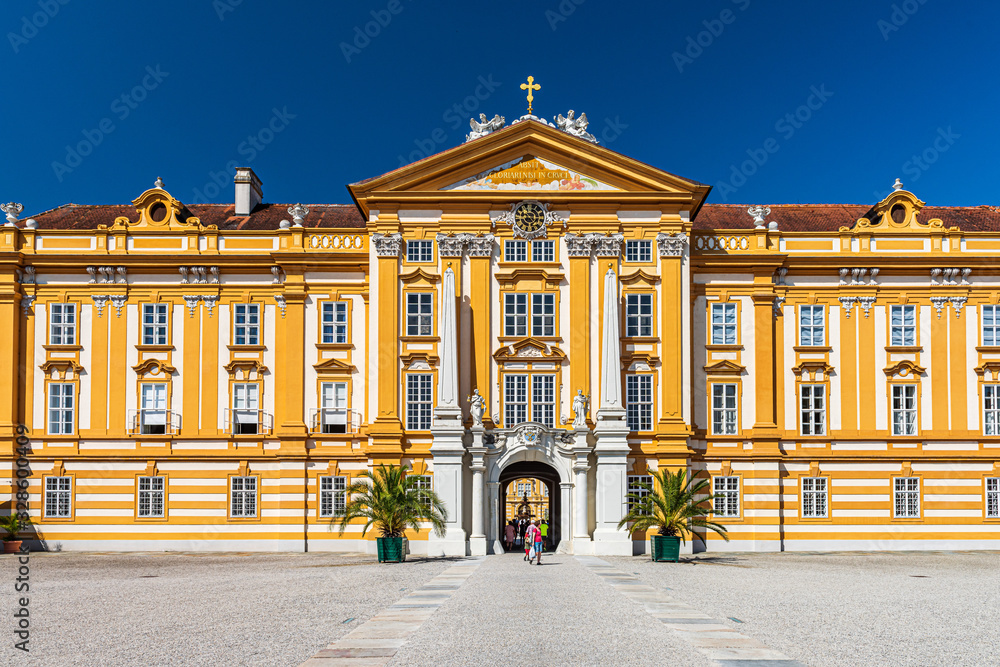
[512,201,547,238]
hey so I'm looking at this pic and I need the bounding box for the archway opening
[498,460,561,553]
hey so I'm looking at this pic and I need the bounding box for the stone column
[369,232,403,451]
[557,482,574,554]
[573,453,592,554]
[468,426,487,556]
[488,480,503,554]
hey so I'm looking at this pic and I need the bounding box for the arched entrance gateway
[499,461,561,551]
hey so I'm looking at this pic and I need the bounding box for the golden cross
[520,75,540,114]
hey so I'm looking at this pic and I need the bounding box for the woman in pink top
[524,521,541,564]
[504,521,516,551]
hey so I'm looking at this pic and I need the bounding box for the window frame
[319,381,350,434]
[530,374,556,426]
[409,474,432,513]
[799,383,827,436]
[318,475,347,518]
[233,303,261,346]
[405,292,434,337]
[231,382,262,435]
[712,476,740,518]
[889,304,917,347]
[48,302,77,346]
[141,303,170,346]
[710,383,739,436]
[890,383,919,436]
[625,293,654,338]
[504,240,527,262]
[798,304,825,347]
[531,240,555,262]
[624,240,652,263]
[405,239,435,263]
[43,475,73,520]
[321,301,350,345]
[530,293,555,337]
[892,476,921,519]
[229,475,259,519]
[709,302,738,346]
[626,374,654,431]
[139,382,170,435]
[136,475,166,519]
[800,476,829,519]
[47,381,76,435]
[626,474,653,515]
[405,373,433,431]
[986,477,1000,519]
[984,384,1000,437]
[983,305,1000,347]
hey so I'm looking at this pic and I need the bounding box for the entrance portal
[498,461,561,552]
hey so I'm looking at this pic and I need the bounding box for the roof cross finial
[520,75,540,114]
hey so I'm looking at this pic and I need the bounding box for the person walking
[504,521,516,552]
[539,520,549,552]
[524,520,541,564]
[531,520,544,565]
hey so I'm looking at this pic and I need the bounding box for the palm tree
[617,468,730,544]
[0,513,32,541]
[333,464,448,538]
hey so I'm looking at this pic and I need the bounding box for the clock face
[514,202,546,234]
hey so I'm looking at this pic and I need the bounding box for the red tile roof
[693,204,1000,232]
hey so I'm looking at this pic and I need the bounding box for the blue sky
[2,0,997,215]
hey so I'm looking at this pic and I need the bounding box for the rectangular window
[984,305,1000,347]
[799,305,825,347]
[44,476,72,518]
[891,384,918,436]
[505,240,527,262]
[710,303,737,345]
[405,374,433,430]
[411,475,432,512]
[626,375,653,431]
[893,477,920,518]
[531,240,555,262]
[711,384,738,435]
[140,383,168,435]
[320,382,349,434]
[517,482,529,496]
[232,383,260,435]
[542,484,549,497]
[801,477,828,518]
[626,294,653,337]
[986,385,1000,436]
[504,294,528,337]
[890,305,916,346]
[321,302,349,344]
[987,477,1000,519]
[627,475,653,514]
[234,304,260,346]
[230,476,258,518]
[406,239,434,263]
[531,294,555,337]
[625,240,652,263]
[49,303,77,345]
[47,382,75,435]
[713,476,740,517]
[800,384,826,436]
[319,476,347,517]
[504,374,528,426]
[405,293,433,336]
[531,375,555,426]
[137,476,165,518]
[142,304,169,345]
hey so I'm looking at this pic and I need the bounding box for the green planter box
[651,535,681,562]
[376,536,406,563]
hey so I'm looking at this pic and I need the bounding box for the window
[405,293,433,336]
[893,477,920,518]
[531,375,555,426]
[319,476,347,518]
[891,384,918,436]
[987,477,1000,519]
[627,475,653,514]
[410,474,432,512]
[140,383,168,435]
[142,304,169,345]
[542,484,549,497]
[984,305,1000,347]
[47,383,75,435]
[711,384,738,435]
[531,240,554,262]
[137,476,165,518]
[230,476,258,518]
[986,385,1000,436]
[322,302,349,344]
[49,303,76,345]
[505,240,527,262]
[626,294,653,337]
[517,482,529,496]
[801,477,828,518]
[626,375,653,431]
[234,304,260,346]
[44,477,72,518]
[405,374,432,430]
[504,375,528,426]
[800,384,826,436]
[531,294,555,336]
[232,383,260,435]
[799,305,825,347]
[320,382,348,433]
[890,305,916,346]
[504,294,528,337]
[406,239,434,263]
[625,240,652,263]
[710,303,737,345]
[713,476,740,517]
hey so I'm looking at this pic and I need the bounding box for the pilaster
[370,233,403,449]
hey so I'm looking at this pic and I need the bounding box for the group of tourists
[504,518,548,565]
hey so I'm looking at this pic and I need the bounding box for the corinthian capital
[466,234,495,257]
[371,233,403,257]
[564,233,592,257]
[656,232,688,257]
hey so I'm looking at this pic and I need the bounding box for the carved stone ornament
[839,296,858,318]
[747,205,770,228]
[856,296,876,318]
[91,295,109,318]
[183,295,201,318]
[371,233,403,257]
[274,294,287,318]
[89,266,127,285]
[2,202,23,224]
[516,424,542,447]
[466,234,495,257]
[288,204,308,227]
[495,201,565,241]
[554,110,598,143]
[930,296,950,318]
[772,296,786,318]
[20,294,35,315]
[436,233,495,258]
[593,233,624,257]
[950,296,967,318]
[201,295,218,317]
[563,233,593,257]
[271,266,283,284]
[109,294,127,318]
[465,113,505,142]
[437,233,466,257]
[656,232,688,257]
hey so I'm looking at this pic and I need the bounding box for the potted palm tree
[618,468,729,562]
[2,513,32,554]
[333,464,448,563]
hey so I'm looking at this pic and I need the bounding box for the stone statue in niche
[468,389,487,426]
[572,390,590,427]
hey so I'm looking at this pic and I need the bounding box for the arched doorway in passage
[498,460,561,552]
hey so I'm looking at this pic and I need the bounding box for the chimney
[234,168,262,216]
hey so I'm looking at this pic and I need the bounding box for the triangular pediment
[443,155,621,192]
[493,337,566,362]
[314,357,356,374]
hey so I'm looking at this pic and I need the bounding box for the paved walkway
[301,553,803,666]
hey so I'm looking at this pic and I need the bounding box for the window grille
[138,476,165,518]
[625,240,652,263]
[50,303,77,345]
[800,384,826,436]
[626,294,653,337]
[890,305,916,346]
[799,305,825,346]
[893,477,920,518]
[48,383,75,435]
[711,303,737,345]
[405,374,433,430]
[626,375,653,430]
[142,304,169,345]
[230,476,258,518]
[406,240,434,263]
[319,476,347,517]
[406,293,433,336]
[891,385,918,436]
[234,304,260,345]
[713,476,740,517]
[801,477,828,518]
[44,476,72,518]
[711,384,738,435]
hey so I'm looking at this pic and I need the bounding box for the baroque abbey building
[4,110,1000,555]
